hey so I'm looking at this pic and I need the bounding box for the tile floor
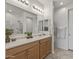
[45,48,73,59]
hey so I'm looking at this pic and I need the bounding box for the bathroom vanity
[6,36,52,59]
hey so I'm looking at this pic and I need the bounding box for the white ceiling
[38,0,73,8]
[38,0,53,6]
[53,0,73,8]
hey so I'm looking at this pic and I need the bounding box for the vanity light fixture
[32,5,43,14]
[25,0,29,5]
[18,0,29,6]
[18,0,43,14]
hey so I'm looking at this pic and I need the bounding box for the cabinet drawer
[40,37,50,44]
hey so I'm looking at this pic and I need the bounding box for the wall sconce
[18,0,29,6]
[32,5,43,14]
[18,0,44,15]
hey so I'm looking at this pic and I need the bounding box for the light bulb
[60,2,63,5]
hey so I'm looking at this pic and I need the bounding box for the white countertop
[6,35,51,49]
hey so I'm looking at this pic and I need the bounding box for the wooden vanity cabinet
[6,37,52,59]
[6,41,39,59]
[40,37,52,59]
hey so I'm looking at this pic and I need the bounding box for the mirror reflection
[5,3,49,43]
[38,19,49,32]
[5,3,37,42]
[6,3,37,34]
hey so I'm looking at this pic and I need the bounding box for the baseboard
[55,47,68,50]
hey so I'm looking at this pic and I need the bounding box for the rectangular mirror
[38,19,49,33]
[43,19,48,31]
[38,20,43,32]
[6,3,37,35]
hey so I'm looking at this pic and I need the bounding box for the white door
[68,9,73,50]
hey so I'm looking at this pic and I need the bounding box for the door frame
[68,8,73,50]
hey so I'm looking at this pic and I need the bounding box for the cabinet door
[46,39,51,54]
[28,44,39,59]
[40,38,52,59]
[40,42,47,59]
[8,51,28,59]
